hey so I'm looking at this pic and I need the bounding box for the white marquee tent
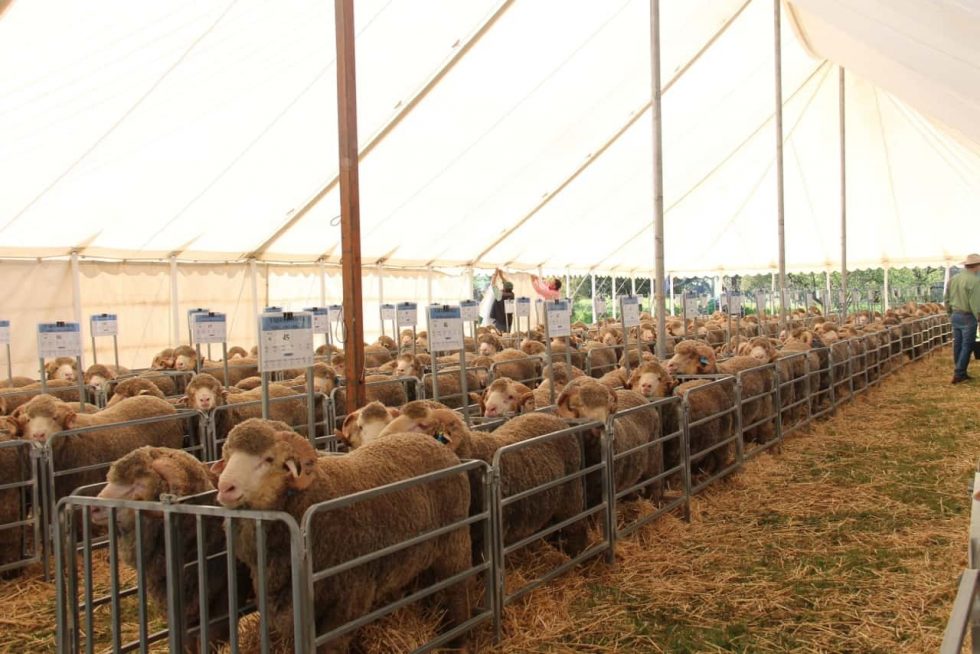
[0,0,977,374]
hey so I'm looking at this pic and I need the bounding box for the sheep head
[94,447,213,526]
[474,378,533,418]
[212,420,316,510]
[107,378,164,407]
[338,401,398,449]
[180,373,226,412]
[14,395,77,442]
[665,340,717,376]
[556,378,617,423]
[173,345,197,372]
[45,357,77,382]
[625,361,675,399]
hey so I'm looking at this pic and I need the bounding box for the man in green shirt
[944,253,980,383]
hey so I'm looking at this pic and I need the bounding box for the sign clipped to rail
[546,300,571,337]
[427,305,464,353]
[191,312,226,344]
[90,313,118,337]
[0,320,9,345]
[304,307,329,334]
[258,311,314,373]
[326,305,343,325]
[684,296,700,317]
[396,302,417,328]
[37,322,82,359]
[593,297,606,316]
[460,299,480,322]
[515,297,531,318]
[754,291,768,316]
[620,296,641,328]
[380,304,396,321]
[725,294,743,314]
[504,299,516,315]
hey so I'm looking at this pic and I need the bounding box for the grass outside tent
[1,346,975,652]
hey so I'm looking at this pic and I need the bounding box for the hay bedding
[1,349,972,653]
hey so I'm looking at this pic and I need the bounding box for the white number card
[427,306,464,353]
[327,305,343,324]
[259,312,314,373]
[504,299,515,315]
[191,313,227,344]
[593,297,606,316]
[37,322,82,359]
[684,297,700,317]
[380,304,396,321]
[305,307,329,334]
[90,313,118,337]
[396,302,417,328]
[546,300,571,337]
[460,300,480,322]
[852,290,862,303]
[515,297,531,318]
[0,320,9,345]
[620,296,641,328]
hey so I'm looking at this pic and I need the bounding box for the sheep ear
[209,459,226,475]
[175,395,189,407]
[61,407,78,430]
[278,431,315,491]
[468,392,482,407]
[386,407,400,419]
[340,413,357,436]
[518,391,535,413]
[150,455,188,494]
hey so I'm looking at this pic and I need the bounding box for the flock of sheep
[0,299,949,652]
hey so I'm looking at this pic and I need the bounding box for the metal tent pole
[883,265,890,311]
[839,65,848,318]
[335,0,366,410]
[650,0,667,360]
[318,260,327,306]
[169,255,180,347]
[774,0,787,326]
[591,273,598,322]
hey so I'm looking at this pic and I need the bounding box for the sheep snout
[216,452,264,507]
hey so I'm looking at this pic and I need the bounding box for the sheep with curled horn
[377,404,588,564]
[212,419,472,653]
[93,446,250,651]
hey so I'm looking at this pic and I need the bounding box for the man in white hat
[944,253,980,383]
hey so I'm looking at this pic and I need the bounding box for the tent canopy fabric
[0,0,976,275]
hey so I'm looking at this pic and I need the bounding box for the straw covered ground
[487,348,978,653]
[1,346,975,653]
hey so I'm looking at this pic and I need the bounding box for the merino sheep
[45,357,78,382]
[394,354,483,409]
[0,380,82,414]
[471,377,534,417]
[151,348,176,369]
[173,346,260,387]
[226,346,249,359]
[667,340,775,445]
[583,341,618,377]
[83,363,130,394]
[378,407,588,563]
[0,426,32,577]
[336,401,400,449]
[14,395,184,499]
[213,420,472,652]
[625,361,675,400]
[490,348,542,387]
[556,378,663,505]
[105,377,166,407]
[92,447,249,650]
[181,374,310,445]
[0,377,37,389]
[363,344,393,368]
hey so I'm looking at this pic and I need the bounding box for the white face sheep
[625,361,674,399]
[474,378,533,417]
[338,401,398,449]
[45,357,78,382]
